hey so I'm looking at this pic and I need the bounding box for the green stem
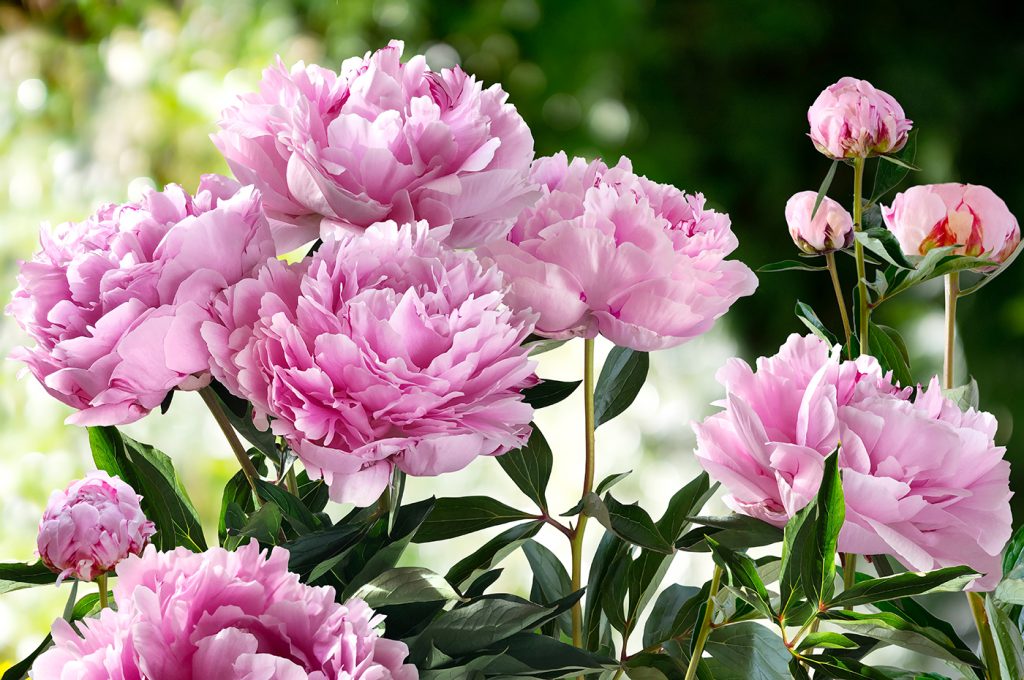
[97,572,108,610]
[968,592,1001,680]
[199,386,262,503]
[285,465,299,496]
[944,272,959,390]
[842,553,857,611]
[684,565,723,680]
[852,156,869,354]
[570,338,597,651]
[825,251,853,353]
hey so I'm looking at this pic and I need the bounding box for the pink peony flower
[213,40,537,253]
[480,152,757,351]
[7,175,276,426]
[202,221,537,506]
[882,183,1021,267]
[693,334,1012,590]
[32,542,417,680]
[808,77,912,159]
[37,471,155,583]
[784,191,853,254]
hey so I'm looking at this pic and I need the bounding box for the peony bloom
[693,334,1012,590]
[37,471,155,583]
[202,221,537,506]
[32,542,417,680]
[7,175,276,426]
[784,191,854,254]
[882,183,1021,267]
[480,152,757,351]
[808,77,912,159]
[213,40,536,252]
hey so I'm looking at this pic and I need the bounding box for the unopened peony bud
[882,183,1021,267]
[37,471,155,583]
[785,191,854,254]
[808,77,912,159]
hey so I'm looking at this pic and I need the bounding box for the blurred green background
[1,0,1022,670]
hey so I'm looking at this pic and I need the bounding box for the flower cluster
[213,40,537,252]
[8,175,276,425]
[693,334,1012,589]
[32,542,415,680]
[482,153,757,351]
[37,471,155,583]
[203,221,538,505]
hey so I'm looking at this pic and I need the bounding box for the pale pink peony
[213,40,536,252]
[808,77,912,159]
[882,183,1021,267]
[32,542,417,680]
[202,221,537,506]
[7,175,276,426]
[480,152,757,351]
[37,471,155,583]
[693,334,1012,590]
[784,191,853,254]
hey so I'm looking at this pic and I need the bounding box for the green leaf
[801,452,844,607]
[795,300,838,345]
[587,493,673,554]
[624,652,689,680]
[208,379,282,465]
[800,655,950,680]
[870,129,918,203]
[812,160,840,219]
[986,593,1024,679]
[283,519,369,579]
[479,632,614,678]
[677,515,784,552]
[957,241,1024,297]
[219,468,256,545]
[296,470,329,513]
[828,566,977,609]
[523,539,574,637]
[778,496,816,621]
[562,470,634,518]
[854,227,915,269]
[643,584,702,648]
[706,538,772,616]
[497,426,553,511]
[224,501,282,549]
[341,498,436,598]
[256,479,322,534]
[1004,524,1024,577]
[877,247,994,303]
[411,497,535,543]
[0,561,59,595]
[594,346,649,428]
[352,567,461,608]
[625,549,678,636]
[446,521,543,588]
[868,322,913,387]
[795,631,858,652]
[583,531,629,650]
[943,377,981,413]
[757,260,828,273]
[657,473,716,544]
[89,426,207,551]
[523,379,582,409]
[704,622,791,680]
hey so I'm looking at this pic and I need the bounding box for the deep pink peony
[784,191,853,254]
[37,471,155,583]
[7,175,276,426]
[808,77,912,159]
[480,152,757,351]
[202,221,537,506]
[213,40,537,252]
[32,542,416,680]
[693,334,1012,590]
[882,183,1021,267]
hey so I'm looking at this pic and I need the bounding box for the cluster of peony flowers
[213,40,537,252]
[808,77,912,160]
[203,221,538,505]
[37,471,155,583]
[883,183,1021,266]
[784,191,853,255]
[482,152,758,351]
[693,334,1012,590]
[7,175,276,425]
[32,541,416,680]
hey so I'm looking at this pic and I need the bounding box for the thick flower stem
[825,251,852,352]
[97,573,108,610]
[852,156,869,354]
[684,565,723,680]
[968,592,1001,680]
[199,386,261,501]
[570,338,597,651]
[944,272,959,390]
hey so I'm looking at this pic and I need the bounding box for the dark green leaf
[704,622,791,680]
[958,241,1024,297]
[986,593,1024,679]
[352,567,461,608]
[341,498,436,598]
[224,501,281,549]
[657,473,716,544]
[587,493,673,554]
[1005,524,1024,578]
[594,347,649,428]
[778,500,815,621]
[208,379,282,465]
[256,480,321,534]
[812,160,840,219]
[296,470,329,513]
[0,562,59,595]
[523,539,574,636]
[757,260,828,273]
[412,497,535,543]
[802,452,844,606]
[284,519,369,579]
[479,632,613,677]
[855,228,915,269]
[643,584,702,648]
[706,538,771,616]
[677,515,784,552]
[583,532,629,650]
[868,322,913,387]
[219,469,256,545]
[796,631,858,652]
[624,652,689,680]
[870,130,918,203]
[446,521,543,588]
[564,471,632,515]
[795,300,838,345]
[497,426,553,511]
[523,379,582,409]
[828,566,977,609]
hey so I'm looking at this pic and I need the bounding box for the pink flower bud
[882,183,1021,267]
[37,471,155,583]
[784,191,854,254]
[808,77,912,159]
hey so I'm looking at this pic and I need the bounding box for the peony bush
[3,43,1024,680]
